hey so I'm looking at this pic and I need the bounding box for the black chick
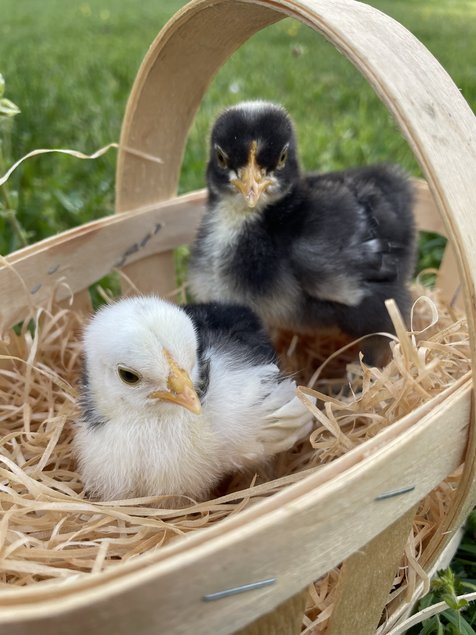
[188,101,417,364]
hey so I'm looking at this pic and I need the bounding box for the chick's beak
[231,140,272,209]
[148,350,201,415]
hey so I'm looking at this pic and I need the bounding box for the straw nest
[0,279,469,633]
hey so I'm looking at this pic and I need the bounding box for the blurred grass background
[1,0,475,632]
[1,0,475,254]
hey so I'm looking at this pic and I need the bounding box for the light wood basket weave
[1,1,476,633]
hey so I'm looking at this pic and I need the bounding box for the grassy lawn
[1,0,475,252]
[1,0,475,631]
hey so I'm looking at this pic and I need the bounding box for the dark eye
[277,145,288,169]
[117,365,142,385]
[215,144,229,169]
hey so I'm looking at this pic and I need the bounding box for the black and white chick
[188,101,417,364]
[73,296,313,502]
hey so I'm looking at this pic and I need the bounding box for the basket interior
[0,182,470,631]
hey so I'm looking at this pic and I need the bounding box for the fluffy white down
[74,297,313,503]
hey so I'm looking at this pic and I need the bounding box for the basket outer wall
[0,1,474,634]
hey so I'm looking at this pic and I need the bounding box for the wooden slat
[234,590,307,635]
[378,527,464,634]
[436,243,463,310]
[413,180,446,236]
[119,252,177,297]
[59,288,93,316]
[326,508,417,635]
[0,191,205,332]
[413,180,461,304]
[0,179,450,332]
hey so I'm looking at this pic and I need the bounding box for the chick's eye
[215,145,229,169]
[277,145,288,169]
[117,366,141,385]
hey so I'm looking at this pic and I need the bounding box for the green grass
[408,512,476,635]
[1,0,475,253]
[1,1,475,631]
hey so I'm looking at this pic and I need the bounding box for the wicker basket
[1,1,475,633]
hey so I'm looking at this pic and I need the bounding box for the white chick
[74,296,313,502]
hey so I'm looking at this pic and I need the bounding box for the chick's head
[207,101,300,211]
[82,297,201,421]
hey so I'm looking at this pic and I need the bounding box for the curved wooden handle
[117,0,476,558]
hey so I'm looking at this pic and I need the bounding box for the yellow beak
[231,140,272,208]
[148,350,202,415]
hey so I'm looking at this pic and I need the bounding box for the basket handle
[116,0,476,587]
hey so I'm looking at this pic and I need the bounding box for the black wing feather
[292,164,416,297]
[183,302,277,368]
